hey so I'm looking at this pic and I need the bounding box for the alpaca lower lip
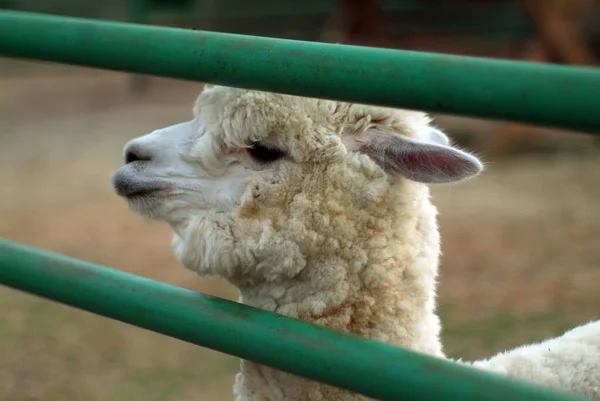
[115,183,161,198]
[124,188,159,198]
[115,181,166,198]
[112,170,167,198]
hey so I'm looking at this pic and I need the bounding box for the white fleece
[112,84,596,400]
[470,320,600,400]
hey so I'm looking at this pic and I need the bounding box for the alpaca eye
[247,141,284,163]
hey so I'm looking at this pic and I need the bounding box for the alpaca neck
[234,187,444,400]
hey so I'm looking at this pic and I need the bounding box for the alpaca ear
[427,127,451,146]
[348,126,483,184]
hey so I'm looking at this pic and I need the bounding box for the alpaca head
[112,85,482,287]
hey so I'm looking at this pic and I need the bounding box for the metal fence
[0,10,598,401]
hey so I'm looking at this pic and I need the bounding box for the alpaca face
[112,85,482,282]
[112,85,303,229]
[111,116,257,228]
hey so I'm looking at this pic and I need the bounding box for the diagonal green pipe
[0,10,599,133]
[0,238,594,401]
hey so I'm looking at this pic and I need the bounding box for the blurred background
[1,0,599,400]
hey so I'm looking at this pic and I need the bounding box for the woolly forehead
[190,85,433,161]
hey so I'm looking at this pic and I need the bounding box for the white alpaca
[112,85,598,400]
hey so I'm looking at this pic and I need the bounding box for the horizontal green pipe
[1,11,599,133]
[0,239,594,401]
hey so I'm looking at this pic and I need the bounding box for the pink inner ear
[400,147,472,179]
[360,134,482,183]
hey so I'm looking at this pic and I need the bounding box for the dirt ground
[0,61,598,401]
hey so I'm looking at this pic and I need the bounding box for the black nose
[124,145,151,164]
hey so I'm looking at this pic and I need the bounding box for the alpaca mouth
[111,169,169,199]
[120,187,159,198]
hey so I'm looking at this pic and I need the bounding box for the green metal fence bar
[1,10,599,133]
[0,238,594,401]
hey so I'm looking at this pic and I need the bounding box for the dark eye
[247,141,284,163]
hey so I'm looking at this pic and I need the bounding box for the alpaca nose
[123,143,152,164]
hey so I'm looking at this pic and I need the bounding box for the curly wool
[170,88,446,400]
[114,85,597,401]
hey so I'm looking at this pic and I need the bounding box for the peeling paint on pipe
[0,10,599,132]
[0,239,595,401]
